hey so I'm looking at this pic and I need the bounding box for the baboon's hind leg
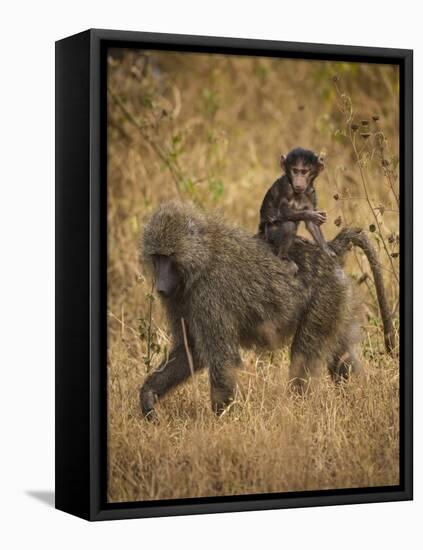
[328,312,363,383]
[209,355,241,415]
[328,347,362,383]
[289,351,322,395]
[289,300,339,394]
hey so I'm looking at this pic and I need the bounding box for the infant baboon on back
[140,201,394,421]
[259,147,335,274]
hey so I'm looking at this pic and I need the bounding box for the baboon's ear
[317,156,325,173]
[280,155,287,172]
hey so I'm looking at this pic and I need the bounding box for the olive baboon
[140,201,394,420]
[258,147,335,274]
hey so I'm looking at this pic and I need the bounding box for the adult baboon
[140,201,394,420]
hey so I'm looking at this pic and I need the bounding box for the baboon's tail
[331,227,395,355]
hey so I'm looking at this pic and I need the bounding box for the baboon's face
[288,161,315,194]
[280,150,324,194]
[143,200,211,292]
[152,254,181,297]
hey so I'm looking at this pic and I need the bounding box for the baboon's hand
[309,210,327,226]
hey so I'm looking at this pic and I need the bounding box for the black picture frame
[55,28,413,521]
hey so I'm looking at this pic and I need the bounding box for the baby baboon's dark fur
[140,201,394,420]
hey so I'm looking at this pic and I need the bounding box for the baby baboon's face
[288,160,315,194]
[280,148,324,194]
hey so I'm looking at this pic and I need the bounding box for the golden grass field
[106,49,400,503]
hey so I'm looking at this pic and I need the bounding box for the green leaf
[208,178,224,201]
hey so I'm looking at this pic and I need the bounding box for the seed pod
[369,224,376,232]
[361,119,369,126]
[391,252,399,258]
[381,159,390,167]
[388,233,396,244]
[372,115,380,121]
[333,193,339,201]
[334,216,342,227]
[361,132,371,139]
[358,273,369,285]
[351,123,359,131]
[298,104,305,111]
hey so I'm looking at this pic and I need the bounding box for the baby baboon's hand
[309,210,327,226]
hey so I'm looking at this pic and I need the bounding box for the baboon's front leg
[209,359,239,415]
[140,345,202,421]
[289,351,321,395]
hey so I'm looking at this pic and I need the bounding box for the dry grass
[107,49,400,503]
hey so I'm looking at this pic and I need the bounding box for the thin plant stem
[350,138,399,285]
[181,317,195,378]
[181,317,201,405]
[146,279,155,371]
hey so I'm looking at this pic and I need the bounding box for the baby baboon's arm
[259,179,283,231]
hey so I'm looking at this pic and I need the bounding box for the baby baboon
[140,201,394,420]
[258,147,335,274]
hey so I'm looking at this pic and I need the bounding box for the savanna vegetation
[107,49,400,503]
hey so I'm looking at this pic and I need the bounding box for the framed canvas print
[55,29,413,521]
